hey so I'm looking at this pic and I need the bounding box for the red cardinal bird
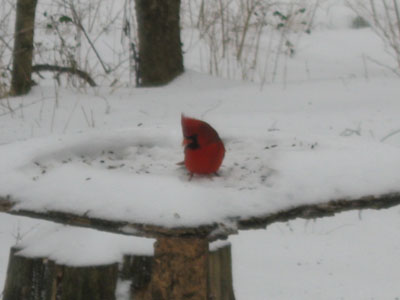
[181,115,225,175]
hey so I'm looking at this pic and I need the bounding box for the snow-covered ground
[2,1,400,299]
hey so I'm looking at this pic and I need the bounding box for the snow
[115,280,131,300]
[232,208,400,300]
[2,1,400,299]
[15,223,154,266]
[1,124,399,229]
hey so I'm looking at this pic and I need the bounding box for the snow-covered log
[1,130,400,240]
[1,193,400,240]
[1,130,400,299]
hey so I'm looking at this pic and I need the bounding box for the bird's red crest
[181,115,221,143]
[181,115,204,137]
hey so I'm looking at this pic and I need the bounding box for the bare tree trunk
[134,0,184,86]
[10,0,38,96]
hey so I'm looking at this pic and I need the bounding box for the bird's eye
[185,134,199,150]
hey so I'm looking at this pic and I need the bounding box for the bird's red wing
[184,141,225,174]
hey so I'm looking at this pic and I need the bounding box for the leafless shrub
[32,0,135,88]
[182,0,319,84]
[351,15,370,28]
[1,0,322,90]
[0,0,143,91]
[347,0,400,75]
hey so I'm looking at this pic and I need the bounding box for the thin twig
[381,129,400,142]
[366,55,400,75]
[69,2,110,74]
[393,0,400,39]
[0,35,12,51]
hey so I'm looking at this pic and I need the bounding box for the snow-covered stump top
[0,129,400,240]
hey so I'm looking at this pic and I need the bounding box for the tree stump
[209,243,235,300]
[144,237,209,300]
[3,247,54,300]
[121,241,235,300]
[3,247,118,300]
[3,242,235,300]
[121,254,153,299]
[57,264,118,300]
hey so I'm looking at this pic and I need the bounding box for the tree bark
[3,247,55,300]
[121,243,235,300]
[3,247,118,300]
[58,264,118,300]
[3,242,236,300]
[134,0,184,86]
[10,0,38,96]
[144,237,209,300]
[121,254,153,299]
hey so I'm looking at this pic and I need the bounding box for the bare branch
[69,2,111,74]
[381,128,400,142]
[393,0,400,39]
[32,64,97,87]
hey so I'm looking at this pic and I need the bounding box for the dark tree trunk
[134,0,184,86]
[10,0,38,96]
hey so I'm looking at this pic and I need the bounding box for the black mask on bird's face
[185,134,199,150]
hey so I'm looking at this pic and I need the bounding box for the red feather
[181,114,225,175]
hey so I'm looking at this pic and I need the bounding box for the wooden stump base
[121,254,153,299]
[145,237,209,300]
[3,240,235,300]
[3,247,118,300]
[209,243,235,300]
